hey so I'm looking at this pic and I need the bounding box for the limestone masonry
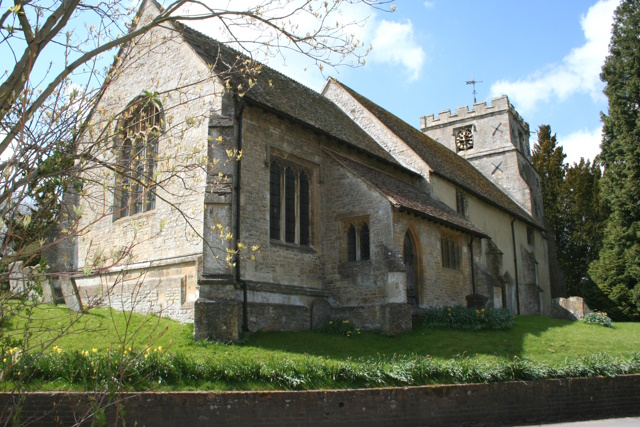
[61,0,560,341]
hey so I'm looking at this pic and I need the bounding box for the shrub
[583,311,613,328]
[322,319,361,337]
[420,306,514,330]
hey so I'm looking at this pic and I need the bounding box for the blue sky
[193,0,617,165]
[364,0,618,165]
[345,0,617,166]
[3,0,615,166]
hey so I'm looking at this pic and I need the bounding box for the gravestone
[59,275,83,312]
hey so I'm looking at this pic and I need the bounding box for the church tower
[420,95,544,222]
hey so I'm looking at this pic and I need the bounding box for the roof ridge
[331,80,540,227]
[177,22,325,98]
[324,148,423,193]
[326,149,487,237]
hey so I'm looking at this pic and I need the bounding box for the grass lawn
[2,304,639,390]
[6,304,640,364]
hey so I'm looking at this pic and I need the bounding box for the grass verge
[1,304,640,391]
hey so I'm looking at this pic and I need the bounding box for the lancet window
[345,219,370,262]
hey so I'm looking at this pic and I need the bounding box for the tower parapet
[420,95,528,134]
[421,94,542,222]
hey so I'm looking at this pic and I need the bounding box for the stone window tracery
[269,158,311,246]
[344,218,370,261]
[114,99,161,220]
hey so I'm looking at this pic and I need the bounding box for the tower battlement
[420,95,528,132]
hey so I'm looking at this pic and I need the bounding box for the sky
[186,0,619,166]
[2,0,616,166]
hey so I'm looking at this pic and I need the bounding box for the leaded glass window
[115,100,161,219]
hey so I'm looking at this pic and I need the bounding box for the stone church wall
[74,1,222,322]
[321,154,395,309]
[392,211,476,308]
[430,175,551,315]
[239,106,324,287]
[76,257,199,323]
[234,105,325,331]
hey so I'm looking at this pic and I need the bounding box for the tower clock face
[456,129,473,151]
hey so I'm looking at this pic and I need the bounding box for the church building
[70,0,556,342]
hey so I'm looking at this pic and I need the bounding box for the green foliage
[532,126,607,296]
[562,160,607,294]
[532,125,566,239]
[583,311,613,328]
[590,0,640,320]
[4,348,640,391]
[420,306,514,330]
[322,319,361,337]
[6,305,640,391]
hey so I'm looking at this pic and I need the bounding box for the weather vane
[466,76,483,104]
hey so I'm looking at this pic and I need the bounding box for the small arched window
[344,219,370,261]
[347,224,357,261]
[115,99,161,219]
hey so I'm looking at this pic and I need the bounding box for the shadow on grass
[241,315,577,363]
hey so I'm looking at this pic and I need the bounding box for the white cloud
[368,19,425,81]
[178,1,425,89]
[560,126,602,165]
[423,1,435,8]
[490,0,619,114]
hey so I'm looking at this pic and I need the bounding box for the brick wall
[5,375,640,426]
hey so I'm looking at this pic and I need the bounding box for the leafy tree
[590,0,640,320]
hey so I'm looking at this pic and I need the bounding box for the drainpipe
[511,218,521,315]
[470,235,476,295]
[234,97,248,332]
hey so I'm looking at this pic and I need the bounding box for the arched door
[404,232,419,306]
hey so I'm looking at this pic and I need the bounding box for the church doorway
[403,230,420,306]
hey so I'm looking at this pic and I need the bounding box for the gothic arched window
[269,158,312,246]
[115,99,161,219]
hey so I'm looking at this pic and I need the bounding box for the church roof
[178,24,401,167]
[330,80,542,228]
[327,150,488,237]
[178,22,538,229]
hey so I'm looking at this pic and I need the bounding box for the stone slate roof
[177,24,400,166]
[330,79,541,228]
[327,150,488,237]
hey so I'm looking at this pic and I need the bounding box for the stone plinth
[381,303,412,335]
[194,297,241,343]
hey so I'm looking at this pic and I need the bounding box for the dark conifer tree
[532,125,566,244]
[590,0,640,320]
[563,159,606,296]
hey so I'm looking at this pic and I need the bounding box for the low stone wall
[247,302,310,332]
[4,375,640,426]
[74,256,200,323]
